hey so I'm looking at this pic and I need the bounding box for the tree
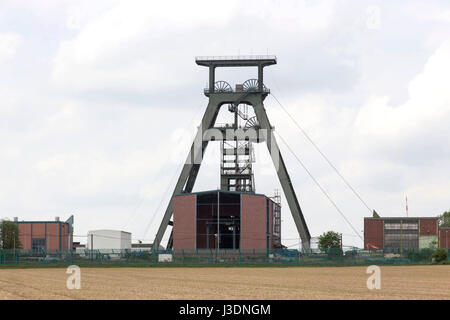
[318,231,341,252]
[431,248,448,263]
[0,220,22,249]
[438,211,450,227]
[428,239,438,249]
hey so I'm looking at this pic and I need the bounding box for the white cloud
[408,40,450,106]
[2,1,450,247]
[248,0,335,33]
[354,39,450,154]
[254,38,450,245]
[52,0,338,95]
[52,0,239,93]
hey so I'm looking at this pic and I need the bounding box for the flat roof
[15,220,69,224]
[174,189,273,199]
[88,229,131,234]
[175,189,265,197]
[195,55,277,67]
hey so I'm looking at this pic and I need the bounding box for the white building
[310,237,320,251]
[86,230,131,250]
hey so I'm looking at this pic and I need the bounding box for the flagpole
[406,196,409,217]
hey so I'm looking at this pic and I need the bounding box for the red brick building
[364,217,447,250]
[439,227,450,249]
[173,190,281,250]
[14,216,74,251]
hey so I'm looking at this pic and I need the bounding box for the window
[31,238,46,251]
[384,231,418,249]
[196,192,240,249]
[385,222,401,230]
[402,222,418,230]
[384,220,418,230]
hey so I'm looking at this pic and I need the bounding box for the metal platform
[195,55,277,67]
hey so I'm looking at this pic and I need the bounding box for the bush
[327,248,343,259]
[344,250,357,258]
[431,248,448,263]
[407,248,434,262]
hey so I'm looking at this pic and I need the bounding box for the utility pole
[90,233,94,260]
[406,196,409,217]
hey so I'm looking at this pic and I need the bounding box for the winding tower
[154,56,311,250]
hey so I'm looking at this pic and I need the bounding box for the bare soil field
[0,265,449,300]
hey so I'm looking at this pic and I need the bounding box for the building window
[196,192,241,249]
[402,222,418,230]
[31,238,46,251]
[384,229,419,249]
[384,221,401,230]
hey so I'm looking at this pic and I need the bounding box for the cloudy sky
[1,0,450,248]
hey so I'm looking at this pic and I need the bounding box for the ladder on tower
[220,103,255,192]
[271,189,282,247]
[221,140,255,192]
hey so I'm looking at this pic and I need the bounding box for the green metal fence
[0,248,448,268]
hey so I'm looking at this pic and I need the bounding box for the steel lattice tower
[154,56,311,250]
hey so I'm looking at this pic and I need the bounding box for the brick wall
[439,229,450,249]
[419,219,438,236]
[173,194,197,250]
[18,224,31,250]
[364,219,383,249]
[241,194,267,250]
[17,222,72,251]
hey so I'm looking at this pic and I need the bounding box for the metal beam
[258,65,263,92]
[196,56,277,68]
[153,100,220,250]
[209,66,215,93]
[252,99,311,249]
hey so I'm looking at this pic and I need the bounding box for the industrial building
[364,217,449,250]
[173,190,281,251]
[14,216,73,251]
[86,229,131,250]
[440,227,450,249]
